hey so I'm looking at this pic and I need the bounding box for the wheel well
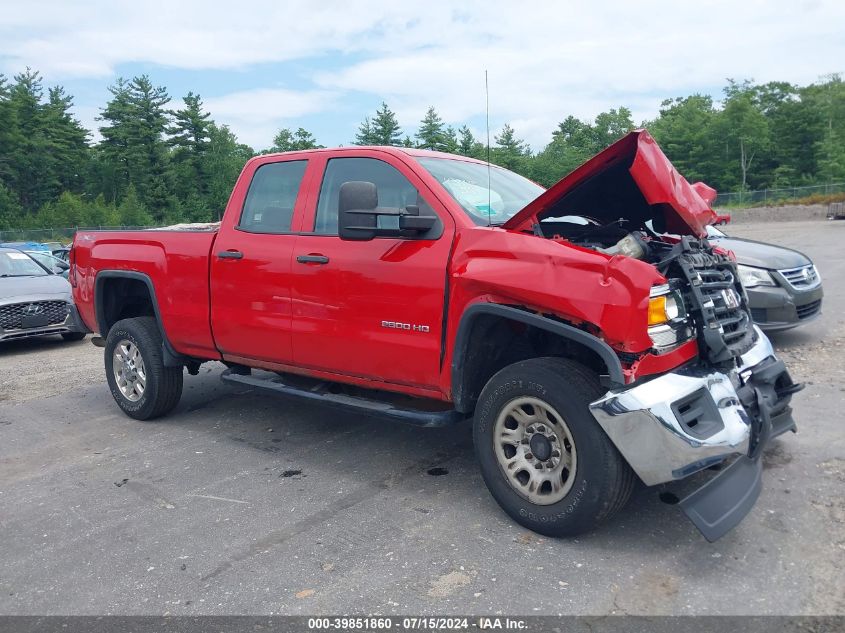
[98,276,156,335]
[453,312,617,414]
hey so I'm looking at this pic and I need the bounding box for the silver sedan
[0,247,88,343]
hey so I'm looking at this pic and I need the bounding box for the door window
[238,160,308,233]
[313,158,425,234]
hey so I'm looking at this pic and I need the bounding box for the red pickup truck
[71,130,800,541]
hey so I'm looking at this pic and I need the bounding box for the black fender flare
[451,303,625,412]
[94,270,186,367]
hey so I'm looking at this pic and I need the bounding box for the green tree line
[1,69,843,231]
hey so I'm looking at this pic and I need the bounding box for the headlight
[737,264,776,288]
[648,284,692,350]
[648,286,685,325]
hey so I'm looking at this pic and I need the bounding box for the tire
[104,317,183,420]
[473,357,635,537]
[61,332,86,341]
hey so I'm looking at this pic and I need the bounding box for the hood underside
[503,129,717,237]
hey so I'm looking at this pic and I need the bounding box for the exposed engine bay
[535,216,670,264]
[537,215,757,368]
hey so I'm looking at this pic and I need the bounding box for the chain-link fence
[0,226,152,244]
[714,182,845,207]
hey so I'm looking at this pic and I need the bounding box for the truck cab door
[210,157,314,364]
[290,153,455,392]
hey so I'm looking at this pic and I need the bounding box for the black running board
[220,369,465,428]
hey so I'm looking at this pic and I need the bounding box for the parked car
[0,241,50,252]
[24,250,71,278]
[0,247,88,342]
[72,130,800,542]
[52,247,71,262]
[706,225,823,331]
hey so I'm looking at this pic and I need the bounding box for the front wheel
[473,357,635,537]
[104,317,183,420]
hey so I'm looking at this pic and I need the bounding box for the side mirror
[398,206,436,233]
[338,181,438,241]
[339,181,379,241]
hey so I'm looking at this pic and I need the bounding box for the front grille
[0,301,69,330]
[796,299,822,320]
[669,238,756,367]
[779,265,820,289]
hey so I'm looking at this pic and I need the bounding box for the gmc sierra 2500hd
[71,130,801,541]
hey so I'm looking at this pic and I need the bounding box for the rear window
[238,160,308,233]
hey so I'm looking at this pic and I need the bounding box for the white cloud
[2,1,843,149]
[203,88,337,148]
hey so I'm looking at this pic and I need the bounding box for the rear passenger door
[210,158,312,364]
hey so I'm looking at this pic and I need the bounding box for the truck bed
[72,229,220,359]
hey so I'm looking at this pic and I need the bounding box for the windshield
[416,157,545,226]
[0,251,49,277]
[25,251,63,269]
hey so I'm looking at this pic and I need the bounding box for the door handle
[217,250,243,259]
[296,254,330,264]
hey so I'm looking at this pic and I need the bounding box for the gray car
[706,225,823,331]
[0,247,89,343]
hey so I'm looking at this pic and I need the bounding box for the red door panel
[210,158,316,364]
[290,153,455,390]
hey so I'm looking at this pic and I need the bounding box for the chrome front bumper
[590,327,792,487]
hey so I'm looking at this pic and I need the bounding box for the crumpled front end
[590,326,799,541]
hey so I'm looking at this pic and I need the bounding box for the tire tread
[105,316,182,420]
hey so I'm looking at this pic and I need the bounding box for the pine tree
[442,126,459,154]
[7,69,51,210]
[354,117,376,145]
[168,92,211,200]
[271,127,322,152]
[97,78,133,203]
[371,102,403,146]
[415,106,446,150]
[0,74,23,188]
[42,86,89,195]
[493,124,528,170]
[99,75,172,218]
[127,76,172,216]
[457,125,482,157]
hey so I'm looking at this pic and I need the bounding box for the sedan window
[0,251,49,277]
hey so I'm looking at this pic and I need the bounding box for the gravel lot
[1,220,843,616]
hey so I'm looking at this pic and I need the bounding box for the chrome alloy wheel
[493,396,577,505]
[112,339,146,402]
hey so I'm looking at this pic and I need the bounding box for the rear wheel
[104,317,183,420]
[473,357,635,537]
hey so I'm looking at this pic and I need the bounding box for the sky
[1,0,843,151]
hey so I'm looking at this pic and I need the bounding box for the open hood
[502,129,717,237]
